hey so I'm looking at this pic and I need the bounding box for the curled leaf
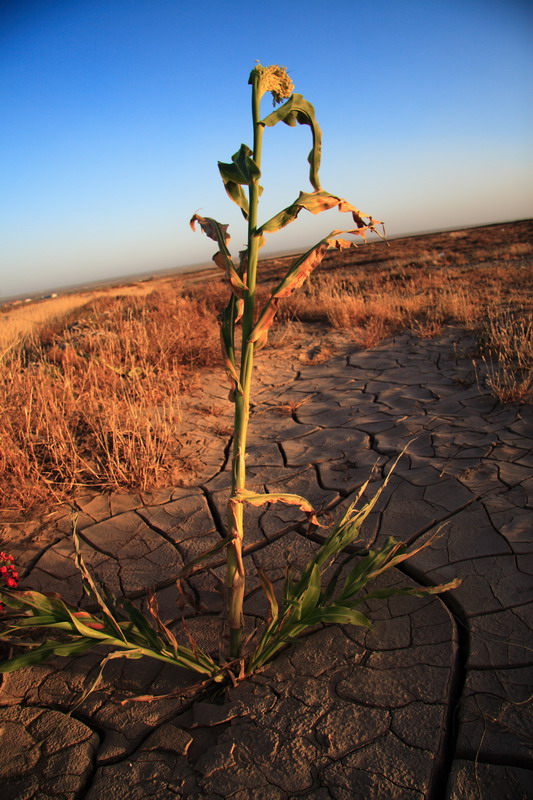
[262,94,322,190]
[249,239,331,348]
[190,214,247,297]
[220,296,242,397]
[361,578,462,605]
[258,190,379,236]
[73,531,126,642]
[218,144,262,218]
[147,592,180,659]
[257,570,279,623]
[189,213,230,246]
[234,489,323,527]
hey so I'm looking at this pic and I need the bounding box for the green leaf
[0,640,65,673]
[220,295,242,396]
[73,532,127,643]
[118,599,163,652]
[176,536,230,580]
[283,567,296,605]
[51,637,96,658]
[262,94,322,190]
[0,588,71,618]
[304,605,372,628]
[359,578,462,605]
[257,570,279,623]
[339,539,403,603]
[218,144,261,218]
[147,593,180,659]
[297,564,321,620]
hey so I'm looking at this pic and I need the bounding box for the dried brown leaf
[235,489,323,527]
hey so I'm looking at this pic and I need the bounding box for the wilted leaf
[73,531,126,643]
[304,605,372,628]
[0,640,73,673]
[176,538,230,579]
[147,592,180,659]
[119,599,163,652]
[190,214,247,297]
[297,563,321,620]
[249,238,333,348]
[220,296,242,397]
[360,578,462,605]
[218,144,261,218]
[248,299,280,350]
[70,648,145,713]
[235,489,322,527]
[262,94,323,190]
[258,190,379,236]
[258,570,279,623]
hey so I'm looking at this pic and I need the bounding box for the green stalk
[226,70,264,658]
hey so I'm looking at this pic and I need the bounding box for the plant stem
[226,71,264,659]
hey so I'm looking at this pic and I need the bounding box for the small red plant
[0,552,19,612]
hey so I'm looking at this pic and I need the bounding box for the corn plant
[0,65,459,689]
[190,63,389,658]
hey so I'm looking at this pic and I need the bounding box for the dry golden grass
[1,283,223,516]
[1,220,532,517]
[477,312,533,403]
[263,220,533,396]
[0,282,161,355]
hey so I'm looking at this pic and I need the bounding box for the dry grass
[477,311,533,402]
[0,282,160,355]
[1,283,223,516]
[265,220,533,398]
[1,220,532,517]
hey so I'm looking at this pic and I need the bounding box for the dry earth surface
[1,221,532,798]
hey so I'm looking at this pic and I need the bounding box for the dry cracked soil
[1,325,532,799]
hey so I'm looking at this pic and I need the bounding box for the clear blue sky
[1,0,532,299]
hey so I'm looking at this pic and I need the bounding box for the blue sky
[1,0,532,299]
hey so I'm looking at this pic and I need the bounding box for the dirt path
[1,326,532,799]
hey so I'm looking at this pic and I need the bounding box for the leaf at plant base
[0,588,71,618]
[235,489,322,527]
[297,563,322,620]
[218,144,261,218]
[190,214,247,297]
[70,648,145,714]
[261,94,323,191]
[147,592,180,659]
[304,605,372,628]
[50,637,96,658]
[0,640,68,673]
[360,577,462,605]
[118,599,163,652]
[257,570,278,623]
[73,532,127,643]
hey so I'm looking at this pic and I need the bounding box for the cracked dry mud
[1,326,532,799]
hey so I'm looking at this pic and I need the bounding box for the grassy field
[1,220,531,519]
